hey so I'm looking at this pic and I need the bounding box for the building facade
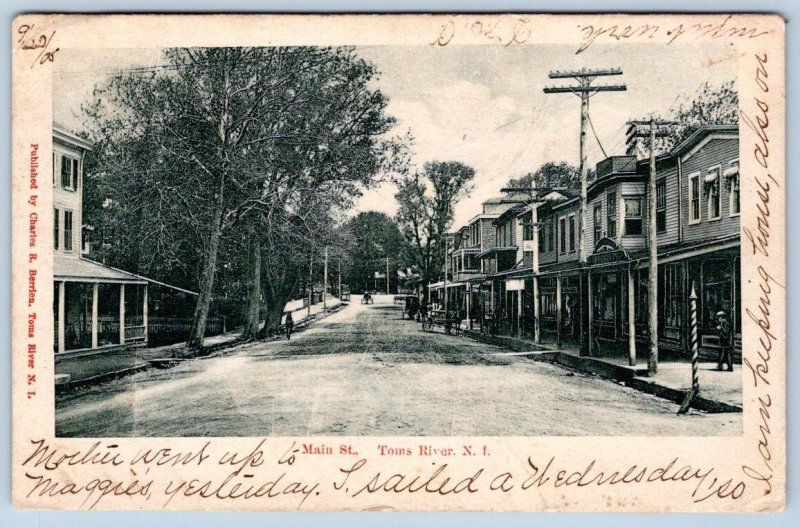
[433,125,741,362]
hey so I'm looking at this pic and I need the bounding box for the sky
[53,42,738,228]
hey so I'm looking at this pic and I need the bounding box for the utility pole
[338,260,342,301]
[323,246,328,309]
[627,118,675,376]
[501,182,566,342]
[386,256,390,295]
[531,176,541,344]
[544,67,626,357]
[443,237,449,314]
[308,254,314,317]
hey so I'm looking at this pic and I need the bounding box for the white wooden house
[53,125,150,355]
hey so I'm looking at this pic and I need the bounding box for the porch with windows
[54,256,148,356]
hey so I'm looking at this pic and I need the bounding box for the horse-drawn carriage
[401,295,420,320]
[422,309,463,335]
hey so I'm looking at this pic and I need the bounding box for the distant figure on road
[715,310,733,371]
[285,311,294,341]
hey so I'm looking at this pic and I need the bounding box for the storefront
[686,249,741,354]
[589,265,648,358]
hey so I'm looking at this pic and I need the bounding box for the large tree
[504,161,580,192]
[394,161,475,286]
[340,211,409,294]
[84,47,402,347]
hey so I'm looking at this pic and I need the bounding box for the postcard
[11,13,785,511]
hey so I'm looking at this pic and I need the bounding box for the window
[624,197,643,236]
[593,273,619,323]
[64,283,93,350]
[729,161,740,216]
[538,222,545,252]
[473,223,481,246]
[64,210,73,252]
[661,263,683,329]
[53,208,59,250]
[559,217,566,253]
[548,218,555,252]
[82,227,91,254]
[636,270,649,325]
[593,204,602,244]
[497,222,513,247]
[465,254,476,270]
[606,192,617,238]
[707,167,721,220]
[52,153,57,187]
[656,179,667,233]
[701,258,733,334]
[568,214,576,252]
[523,217,533,241]
[61,155,79,190]
[688,173,701,224]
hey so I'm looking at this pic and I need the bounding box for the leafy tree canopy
[627,80,738,156]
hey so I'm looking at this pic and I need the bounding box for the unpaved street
[56,296,741,437]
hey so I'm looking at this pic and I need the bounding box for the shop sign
[506,279,525,291]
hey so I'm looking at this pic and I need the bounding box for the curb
[462,329,742,414]
[56,302,348,392]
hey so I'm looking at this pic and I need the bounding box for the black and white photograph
[11,13,788,515]
[49,41,745,438]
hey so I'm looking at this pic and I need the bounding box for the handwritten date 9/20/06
[17,24,59,69]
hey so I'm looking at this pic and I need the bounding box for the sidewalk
[463,329,742,413]
[55,294,345,390]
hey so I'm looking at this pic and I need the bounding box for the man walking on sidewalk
[715,310,733,372]
[285,311,294,341]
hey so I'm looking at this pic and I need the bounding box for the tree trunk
[188,187,225,349]
[241,230,262,340]
[259,287,289,337]
[258,269,302,338]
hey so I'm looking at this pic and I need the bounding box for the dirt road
[56,295,741,437]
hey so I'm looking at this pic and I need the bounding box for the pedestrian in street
[715,310,733,371]
[285,311,294,341]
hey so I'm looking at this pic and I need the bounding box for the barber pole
[690,283,700,392]
[678,282,700,414]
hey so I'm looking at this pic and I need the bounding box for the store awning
[723,166,739,178]
[476,246,518,259]
[489,266,532,278]
[452,247,480,255]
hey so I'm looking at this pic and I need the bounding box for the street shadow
[251,331,515,367]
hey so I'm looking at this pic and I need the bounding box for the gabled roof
[53,123,93,152]
[670,124,738,157]
[466,212,501,225]
[493,203,528,225]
